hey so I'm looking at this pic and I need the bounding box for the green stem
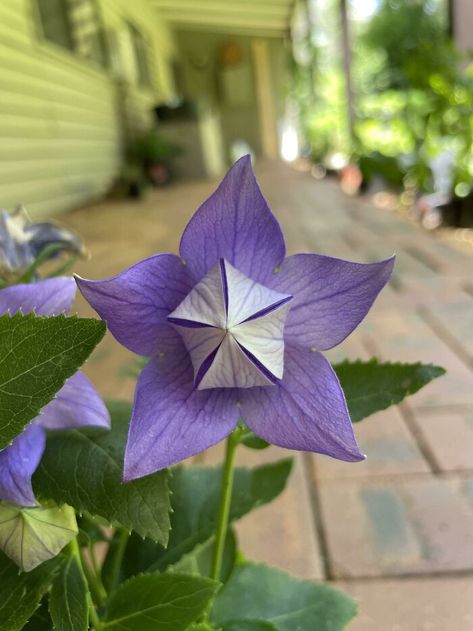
[211,428,242,581]
[70,538,104,630]
[86,594,103,631]
[77,542,107,607]
[108,528,129,592]
[88,541,101,580]
[17,243,63,283]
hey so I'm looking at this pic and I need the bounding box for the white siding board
[0,0,176,218]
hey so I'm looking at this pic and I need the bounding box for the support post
[339,0,356,145]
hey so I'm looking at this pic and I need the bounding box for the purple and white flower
[0,278,110,507]
[76,156,394,481]
[0,207,84,282]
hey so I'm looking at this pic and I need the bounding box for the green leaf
[160,460,292,569]
[0,551,59,631]
[23,600,52,630]
[211,563,357,631]
[102,572,219,631]
[221,623,277,631]
[170,528,237,582]
[122,459,293,576]
[334,359,446,423]
[241,433,269,450]
[49,553,88,631]
[0,502,77,572]
[33,401,170,543]
[0,313,106,448]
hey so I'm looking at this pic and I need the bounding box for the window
[35,0,107,67]
[128,23,152,88]
[35,0,74,51]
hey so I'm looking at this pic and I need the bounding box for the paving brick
[338,576,473,631]
[317,476,473,578]
[396,276,467,308]
[359,311,473,408]
[424,236,473,275]
[343,225,437,281]
[422,298,473,364]
[313,407,430,480]
[324,334,369,364]
[411,409,473,472]
[202,445,324,580]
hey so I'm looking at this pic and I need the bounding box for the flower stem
[107,528,129,593]
[70,538,104,630]
[211,428,243,581]
[74,538,107,607]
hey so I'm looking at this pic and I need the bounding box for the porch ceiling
[151,0,294,37]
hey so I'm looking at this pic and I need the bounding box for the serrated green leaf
[122,459,293,577]
[211,563,356,631]
[0,551,59,631]
[33,401,170,543]
[334,359,446,422]
[0,502,77,572]
[187,624,216,631]
[0,313,106,448]
[102,572,219,631]
[49,553,88,631]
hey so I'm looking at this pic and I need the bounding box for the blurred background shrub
[294,0,473,219]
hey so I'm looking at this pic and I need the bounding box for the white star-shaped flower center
[168,259,293,390]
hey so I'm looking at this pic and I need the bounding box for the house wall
[0,0,176,218]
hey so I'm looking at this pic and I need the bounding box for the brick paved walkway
[63,161,473,630]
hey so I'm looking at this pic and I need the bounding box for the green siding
[0,0,175,218]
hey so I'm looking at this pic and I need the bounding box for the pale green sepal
[0,501,78,571]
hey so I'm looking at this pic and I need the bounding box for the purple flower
[0,207,84,282]
[0,278,110,507]
[76,156,394,481]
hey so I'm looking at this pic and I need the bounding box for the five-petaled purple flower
[76,156,394,481]
[0,278,110,507]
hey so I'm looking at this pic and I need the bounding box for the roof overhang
[152,0,294,37]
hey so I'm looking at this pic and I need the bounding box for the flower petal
[239,346,364,462]
[198,333,274,390]
[25,222,84,258]
[270,253,394,350]
[0,424,45,506]
[76,254,194,356]
[179,156,286,284]
[0,209,33,277]
[170,325,226,385]
[223,259,292,327]
[0,277,76,316]
[123,349,239,480]
[168,260,226,328]
[232,300,292,381]
[36,372,110,430]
